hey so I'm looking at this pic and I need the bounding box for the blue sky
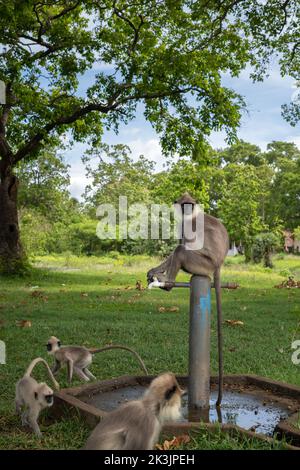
[63,65,300,200]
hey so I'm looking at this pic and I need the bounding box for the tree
[0,1,299,272]
[218,140,264,166]
[252,232,281,268]
[151,158,210,209]
[83,143,154,209]
[265,142,300,229]
[16,147,72,221]
[294,226,300,241]
[218,164,266,260]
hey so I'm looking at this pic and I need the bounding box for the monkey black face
[47,340,61,351]
[147,269,168,285]
[164,385,177,401]
[45,394,54,405]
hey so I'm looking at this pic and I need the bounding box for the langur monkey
[84,372,185,450]
[147,193,229,407]
[15,357,60,438]
[46,336,148,383]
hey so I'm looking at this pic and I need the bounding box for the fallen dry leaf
[16,320,32,328]
[80,292,88,297]
[31,290,45,298]
[30,290,48,302]
[225,319,244,326]
[136,280,145,291]
[158,306,179,313]
[116,286,135,291]
[156,434,190,450]
[275,277,300,289]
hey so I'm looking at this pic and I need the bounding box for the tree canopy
[1,1,300,272]
[1,0,300,169]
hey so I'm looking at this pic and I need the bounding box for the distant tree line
[17,140,300,265]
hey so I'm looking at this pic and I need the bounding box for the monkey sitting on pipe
[83,372,185,450]
[46,336,148,383]
[15,358,59,438]
[147,193,229,407]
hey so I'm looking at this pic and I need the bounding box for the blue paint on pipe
[200,294,211,314]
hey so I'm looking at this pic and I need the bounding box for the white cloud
[91,61,116,71]
[120,127,142,137]
[126,137,164,169]
[66,137,165,199]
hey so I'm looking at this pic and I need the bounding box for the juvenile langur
[84,372,184,450]
[15,357,60,438]
[147,193,229,406]
[46,336,148,383]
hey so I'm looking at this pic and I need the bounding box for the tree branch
[113,2,145,56]
[0,83,15,169]
[12,84,196,164]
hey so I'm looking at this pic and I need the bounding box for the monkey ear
[57,341,61,347]
[165,385,176,401]
[34,392,38,400]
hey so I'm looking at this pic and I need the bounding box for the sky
[63,65,300,200]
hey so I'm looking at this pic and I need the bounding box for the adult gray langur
[83,372,185,450]
[147,193,229,406]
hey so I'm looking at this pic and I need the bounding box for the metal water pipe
[148,277,238,419]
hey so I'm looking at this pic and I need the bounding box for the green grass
[165,428,290,450]
[0,253,299,450]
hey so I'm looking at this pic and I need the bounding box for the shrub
[251,232,281,268]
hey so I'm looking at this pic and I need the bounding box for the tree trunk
[0,173,24,273]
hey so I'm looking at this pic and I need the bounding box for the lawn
[0,253,299,450]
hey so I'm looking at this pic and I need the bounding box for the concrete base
[51,374,300,448]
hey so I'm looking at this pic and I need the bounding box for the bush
[20,209,51,256]
[251,232,281,268]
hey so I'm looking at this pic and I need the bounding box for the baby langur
[46,336,148,383]
[84,372,184,450]
[15,358,60,438]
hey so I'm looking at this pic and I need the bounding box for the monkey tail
[24,357,60,390]
[88,345,148,375]
[214,268,223,407]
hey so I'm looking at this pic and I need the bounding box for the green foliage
[1,2,300,273]
[294,226,300,241]
[19,209,51,255]
[0,253,31,277]
[151,158,210,209]
[83,144,155,210]
[252,232,281,268]
[218,164,266,260]
[68,220,102,255]
[0,0,263,167]
[16,147,72,221]
[1,2,299,164]
[15,138,300,261]
[264,142,300,229]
